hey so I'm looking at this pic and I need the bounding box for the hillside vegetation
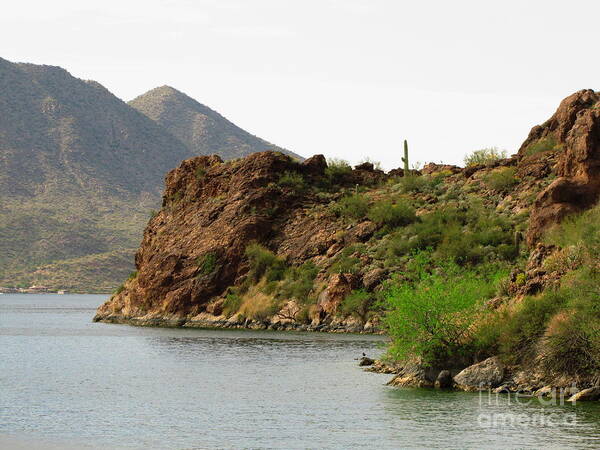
[0,57,294,292]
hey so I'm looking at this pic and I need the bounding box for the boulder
[435,370,453,389]
[362,268,387,291]
[301,154,327,176]
[453,357,505,391]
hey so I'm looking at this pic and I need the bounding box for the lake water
[2,294,600,449]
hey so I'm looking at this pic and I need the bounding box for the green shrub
[340,289,372,321]
[197,252,218,276]
[385,204,516,264]
[245,243,286,283]
[223,292,243,317]
[296,305,312,324]
[464,147,507,166]
[483,167,518,192]
[331,194,369,220]
[127,271,138,280]
[396,175,427,193]
[277,261,319,302]
[368,199,416,228]
[277,171,306,192]
[544,202,600,262]
[325,158,352,185]
[383,257,501,365]
[524,136,560,156]
[329,245,364,274]
[114,284,125,295]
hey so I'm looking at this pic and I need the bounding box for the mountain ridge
[129,85,301,161]
[0,57,300,292]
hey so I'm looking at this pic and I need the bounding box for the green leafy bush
[464,147,507,166]
[383,256,501,365]
[483,167,518,192]
[331,194,369,220]
[368,199,416,228]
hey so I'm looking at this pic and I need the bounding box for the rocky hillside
[96,89,600,393]
[129,86,301,160]
[0,57,297,292]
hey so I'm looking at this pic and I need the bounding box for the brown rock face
[522,89,600,245]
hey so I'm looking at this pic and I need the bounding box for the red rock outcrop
[521,89,600,244]
[94,151,384,325]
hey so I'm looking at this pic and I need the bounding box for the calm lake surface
[2,294,600,449]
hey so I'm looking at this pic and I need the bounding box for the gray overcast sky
[2,0,599,168]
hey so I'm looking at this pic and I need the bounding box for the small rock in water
[359,356,375,366]
[434,370,453,389]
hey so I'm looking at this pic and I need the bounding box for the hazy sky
[2,0,599,168]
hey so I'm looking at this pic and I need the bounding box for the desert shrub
[524,136,560,156]
[464,147,507,166]
[277,261,319,302]
[277,171,306,192]
[331,194,369,220]
[329,245,364,274]
[245,243,286,283]
[396,175,428,193]
[196,252,217,276]
[383,256,502,365]
[325,158,352,185]
[475,266,600,372]
[542,245,585,273]
[223,292,243,317]
[340,289,372,321]
[368,199,416,228]
[296,305,312,324]
[194,166,206,180]
[239,293,281,322]
[483,167,518,192]
[385,204,516,265]
[544,202,600,262]
[495,290,566,363]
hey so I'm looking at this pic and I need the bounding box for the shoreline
[93,314,384,334]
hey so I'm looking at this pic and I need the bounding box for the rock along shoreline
[93,313,384,334]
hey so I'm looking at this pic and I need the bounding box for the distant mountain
[0,58,298,292]
[129,86,300,160]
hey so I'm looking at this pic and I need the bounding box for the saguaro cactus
[402,140,409,174]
